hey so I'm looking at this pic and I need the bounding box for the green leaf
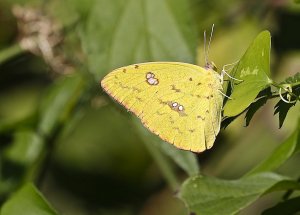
[274,101,296,129]
[274,93,299,128]
[178,173,300,215]
[274,73,300,127]
[134,119,179,190]
[0,130,44,197]
[47,0,94,26]
[4,130,44,167]
[244,87,272,126]
[134,117,199,180]
[80,0,197,79]
[223,31,272,117]
[38,74,85,137]
[1,183,59,215]
[282,72,300,86]
[221,114,241,129]
[262,196,300,215]
[246,119,300,175]
[160,143,199,177]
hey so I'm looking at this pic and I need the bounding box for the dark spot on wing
[173,127,183,134]
[119,82,130,89]
[158,99,167,105]
[156,111,166,116]
[171,84,181,93]
[169,116,175,124]
[132,87,142,93]
[197,115,205,120]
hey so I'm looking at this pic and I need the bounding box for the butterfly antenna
[204,30,207,65]
[206,24,214,62]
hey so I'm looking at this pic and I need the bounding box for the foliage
[0,0,300,214]
[179,173,300,215]
[223,31,272,117]
[1,183,58,215]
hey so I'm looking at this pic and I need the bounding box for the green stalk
[271,82,299,101]
[133,119,180,191]
[143,137,180,190]
[0,43,24,65]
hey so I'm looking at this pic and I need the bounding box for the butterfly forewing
[101,62,223,152]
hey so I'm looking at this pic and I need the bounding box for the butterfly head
[205,61,218,72]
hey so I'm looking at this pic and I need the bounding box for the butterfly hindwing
[101,62,223,152]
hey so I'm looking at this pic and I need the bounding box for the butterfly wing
[101,62,223,152]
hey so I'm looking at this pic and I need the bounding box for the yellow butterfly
[101,61,224,152]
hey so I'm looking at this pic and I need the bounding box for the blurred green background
[0,0,300,214]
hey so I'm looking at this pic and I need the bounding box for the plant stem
[0,43,24,65]
[143,137,180,191]
[133,119,180,191]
